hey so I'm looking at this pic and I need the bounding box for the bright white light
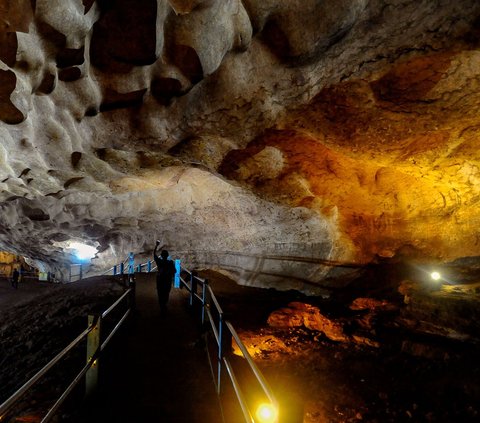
[431,271,441,281]
[70,242,97,261]
[256,403,278,423]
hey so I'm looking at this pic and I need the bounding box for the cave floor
[2,271,480,423]
[201,270,480,423]
[68,273,222,423]
[0,276,55,311]
[0,274,223,423]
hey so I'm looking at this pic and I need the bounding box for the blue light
[70,242,97,261]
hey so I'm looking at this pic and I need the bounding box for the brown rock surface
[215,270,480,422]
[268,301,349,342]
[0,1,479,291]
[349,297,396,311]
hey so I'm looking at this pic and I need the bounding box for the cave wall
[0,0,479,290]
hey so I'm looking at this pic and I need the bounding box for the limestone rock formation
[1,0,480,290]
[268,302,349,342]
[0,251,23,276]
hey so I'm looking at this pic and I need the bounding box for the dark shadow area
[199,266,480,422]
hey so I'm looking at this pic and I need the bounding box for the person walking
[153,241,175,315]
[11,268,19,289]
[19,265,25,284]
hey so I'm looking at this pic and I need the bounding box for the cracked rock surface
[1,0,480,290]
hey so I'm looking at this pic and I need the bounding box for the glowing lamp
[430,271,441,281]
[256,403,278,423]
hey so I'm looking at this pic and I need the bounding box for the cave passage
[1,266,480,422]
[57,273,222,423]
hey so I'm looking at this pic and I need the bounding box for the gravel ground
[0,276,125,421]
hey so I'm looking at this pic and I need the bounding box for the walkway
[72,273,222,422]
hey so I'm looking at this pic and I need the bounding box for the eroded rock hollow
[1,0,480,290]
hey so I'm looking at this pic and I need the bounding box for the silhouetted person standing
[19,265,25,284]
[153,241,175,315]
[11,268,19,289]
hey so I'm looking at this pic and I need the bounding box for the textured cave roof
[1,0,480,291]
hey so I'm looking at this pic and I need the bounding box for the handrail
[15,251,279,423]
[175,249,364,268]
[122,256,278,422]
[102,288,131,318]
[180,276,189,288]
[101,266,115,275]
[178,264,278,422]
[0,273,134,421]
[223,358,255,423]
[205,308,220,344]
[207,285,224,315]
[226,322,277,407]
[129,255,277,421]
[0,325,93,417]
[101,308,131,351]
[182,267,192,276]
[41,305,132,423]
[40,356,97,423]
[101,254,132,276]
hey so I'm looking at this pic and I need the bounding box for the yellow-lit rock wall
[222,48,480,262]
[0,251,22,276]
[0,0,479,289]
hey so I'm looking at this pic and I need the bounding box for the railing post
[190,271,197,307]
[174,259,181,288]
[201,279,208,326]
[147,260,151,273]
[79,264,83,281]
[113,265,117,276]
[128,277,136,312]
[120,262,124,275]
[128,252,134,275]
[126,253,134,287]
[86,315,101,397]
[218,314,224,394]
[218,313,233,395]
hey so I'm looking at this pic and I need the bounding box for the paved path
[73,273,222,422]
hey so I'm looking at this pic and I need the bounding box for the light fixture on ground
[255,403,278,423]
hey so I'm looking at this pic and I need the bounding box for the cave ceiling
[1,0,480,291]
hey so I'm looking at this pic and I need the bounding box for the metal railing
[2,251,278,422]
[108,253,279,421]
[69,263,83,282]
[0,276,134,422]
[178,267,278,422]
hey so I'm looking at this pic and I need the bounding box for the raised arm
[154,240,166,261]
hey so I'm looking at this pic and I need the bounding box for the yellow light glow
[256,403,278,423]
[431,271,441,281]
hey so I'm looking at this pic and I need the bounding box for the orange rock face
[222,49,480,263]
[268,302,349,342]
[349,298,396,312]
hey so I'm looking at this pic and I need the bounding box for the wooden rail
[2,251,279,422]
[0,274,135,422]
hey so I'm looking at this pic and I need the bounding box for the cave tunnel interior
[0,1,480,422]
